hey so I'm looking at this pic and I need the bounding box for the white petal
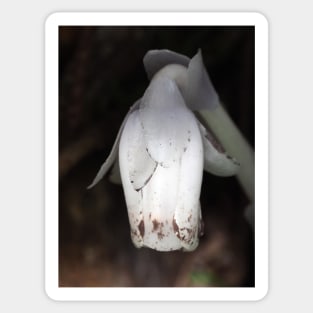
[198,122,240,176]
[139,76,196,168]
[138,114,203,251]
[120,78,204,251]
[87,99,140,189]
[139,164,183,251]
[173,114,204,251]
[118,111,144,248]
[143,49,190,80]
[187,49,219,111]
[120,110,158,192]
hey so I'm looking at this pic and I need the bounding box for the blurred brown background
[59,26,255,287]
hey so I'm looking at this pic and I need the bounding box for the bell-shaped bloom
[88,49,240,251]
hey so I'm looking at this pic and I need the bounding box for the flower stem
[199,105,255,226]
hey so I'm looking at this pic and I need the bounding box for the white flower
[88,49,240,251]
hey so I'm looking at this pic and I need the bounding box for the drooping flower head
[88,49,239,251]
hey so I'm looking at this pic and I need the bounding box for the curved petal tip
[143,49,190,80]
[187,49,219,111]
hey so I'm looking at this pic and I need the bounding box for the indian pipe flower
[88,49,240,252]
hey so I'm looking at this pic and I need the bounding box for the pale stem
[199,104,255,227]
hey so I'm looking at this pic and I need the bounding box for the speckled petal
[139,76,196,168]
[120,110,158,192]
[118,111,145,248]
[198,122,240,176]
[137,111,203,251]
[173,114,204,251]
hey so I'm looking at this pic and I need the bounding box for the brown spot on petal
[138,220,145,238]
[172,218,181,239]
[152,219,160,232]
[157,231,165,240]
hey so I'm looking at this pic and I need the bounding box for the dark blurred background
[59,26,255,287]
